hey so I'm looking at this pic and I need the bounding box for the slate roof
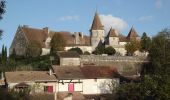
[5,71,57,83]
[127,27,139,39]
[52,65,118,79]
[107,28,118,37]
[90,12,104,30]
[57,51,80,58]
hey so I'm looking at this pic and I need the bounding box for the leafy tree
[125,40,140,56]
[84,51,90,55]
[1,45,7,65]
[50,33,66,54]
[0,1,5,39]
[104,46,116,55]
[115,28,170,100]
[140,32,151,53]
[68,47,83,54]
[26,42,42,57]
[92,46,105,55]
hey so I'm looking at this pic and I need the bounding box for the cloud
[59,15,79,21]
[138,15,153,22]
[99,14,128,33]
[155,0,162,9]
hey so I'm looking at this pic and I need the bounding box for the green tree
[104,46,116,55]
[115,28,170,100]
[50,33,66,54]
[84,51,90,55]
[1,45,7,65]
[0,1,5,39]
[125,40,140,56]
[140,32,151,53]
[26,42,42,57]
[68,47,83,54]
[92,46,105,55]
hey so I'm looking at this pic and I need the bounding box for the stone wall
[80,55,148,76]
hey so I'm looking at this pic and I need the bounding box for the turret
[90,11,105,49]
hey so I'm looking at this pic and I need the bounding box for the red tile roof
[52,65,118,79]
[107,28,118,37]
[127,27,139,40]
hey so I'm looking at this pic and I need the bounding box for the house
[5,71,57,93]
[10,11,141,56]
[52,65,119,95]
[57,51,80,66]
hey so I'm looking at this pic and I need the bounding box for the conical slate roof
[127,27,139,38]
[107,28,118,37]
[90,12,104,30]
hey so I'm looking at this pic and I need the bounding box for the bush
[84,51,90,55]
[104,46,116,55]
[68,47,83,54]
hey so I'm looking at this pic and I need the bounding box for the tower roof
[90,12,104,30]
[127,27,139,38]
[107,28,118,37]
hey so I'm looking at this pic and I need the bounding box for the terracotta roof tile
[127,27,139,39]
[107,28,118,37]
[5,71,57,83]
[22,26,48,48]
[91,12,104,30]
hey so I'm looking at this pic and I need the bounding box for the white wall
[57,78,119,95]
[41,48,50,55]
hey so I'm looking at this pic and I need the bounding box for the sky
[0,0,170,52]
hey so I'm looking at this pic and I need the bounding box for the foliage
[0,87,30,100]
[68,47,83,54]
[140,32,151,52]
[50,33,66,54]
[104,46,116,55]
[26,42,42,57]
[115,28,170,100]
[125,40,141,56]
[84,51,90,55]
[0,0,5,39]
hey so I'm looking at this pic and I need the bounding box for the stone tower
[90,11,105,50]
[107,27,119,46]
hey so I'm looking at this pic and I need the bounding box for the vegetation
[68,47,83,54]
[50,33,66,54]
[92,46,116,55]
[104,46,116,55]
[140,32,151,53]
[115,28,170,100]
[84,51,90,55]
[125,40,140,56]
[0,0,5,39]
[26,42,42,57]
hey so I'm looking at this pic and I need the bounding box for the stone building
[10,11,140,56]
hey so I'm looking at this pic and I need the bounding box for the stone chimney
[1,72,4,80]
[43,27,49,34]
[74,32,80,44]
[80,32,83,38]
[49,69,52,76]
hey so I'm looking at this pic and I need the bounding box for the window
[44,86,53,93]
[68,83,74,92]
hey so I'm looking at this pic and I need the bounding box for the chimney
[49,69,52,76]
[43,27,49,34]
[80,32,83,38]
[1,72,4,80]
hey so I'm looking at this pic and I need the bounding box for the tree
[50,33,66,54]
[1,45,7,65]
[92,46,105,55]
[0,1,5,39]
[84,51,90,55]
[68,47,83,54]
[104,46,116,55]
[125,40,140,56]
[26,42,42,57]
[115,28,170,100]
[140,32,151,53]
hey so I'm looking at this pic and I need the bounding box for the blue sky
[0,0,170,52]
